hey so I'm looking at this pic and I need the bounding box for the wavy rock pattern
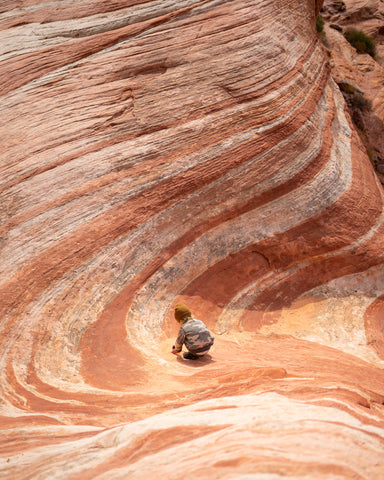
[1,1,384,479]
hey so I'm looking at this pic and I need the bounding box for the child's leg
[183,352,200,360]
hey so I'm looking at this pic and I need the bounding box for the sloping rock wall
[1,1,384,479]
[321,0,384,176]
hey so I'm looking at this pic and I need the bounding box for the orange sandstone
[1,1,384,479]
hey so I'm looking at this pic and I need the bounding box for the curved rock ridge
[1,1,384,479]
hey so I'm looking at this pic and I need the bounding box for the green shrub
[344,28,376,58]
[338,82,357,95]
[316,15,325,33]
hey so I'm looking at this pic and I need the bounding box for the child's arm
[172,327,185,353]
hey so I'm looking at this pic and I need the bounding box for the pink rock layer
[1,1,384,479]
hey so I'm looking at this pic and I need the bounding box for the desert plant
[316,15,325,33]
[366,149,375,165]
[349,91,372,111]
[344,28,376,58]
[337,82,371,111]
[338,82,357,95]
[338,81,372,133]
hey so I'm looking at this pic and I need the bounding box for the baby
[171,303,214,360]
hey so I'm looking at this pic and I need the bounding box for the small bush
[338,81,372,133]
[338,82,357,95]
[316,15,325,33]
[344,28,376,58]
[350,91,372,111]
[366,149,375,165]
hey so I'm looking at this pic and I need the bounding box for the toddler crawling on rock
[172,303,214,360]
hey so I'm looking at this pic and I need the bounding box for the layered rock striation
[321,0,384,177]
[1,1,384,479]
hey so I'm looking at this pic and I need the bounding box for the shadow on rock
[176,353,215,367]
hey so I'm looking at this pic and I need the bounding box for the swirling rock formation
[321,0,384,177]
[1,1,384,478]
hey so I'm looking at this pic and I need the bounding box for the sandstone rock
[1,1,384,479]
[324,18,384,179]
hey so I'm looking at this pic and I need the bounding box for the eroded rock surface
[321,0,384,177]
[1,1,384,479]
